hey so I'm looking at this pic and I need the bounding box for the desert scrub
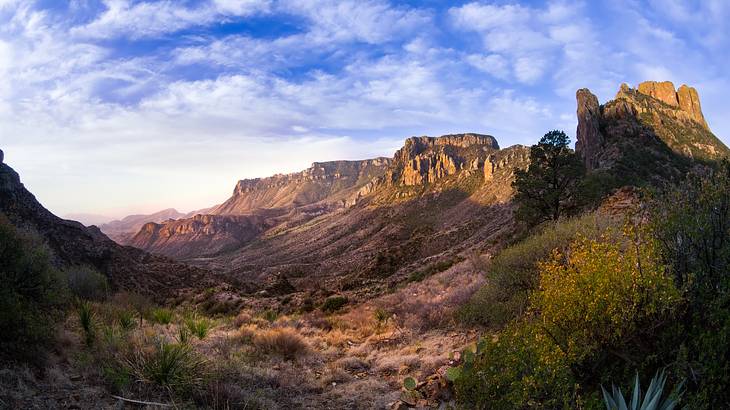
[123,339,207,393]
[253,328,309,359]
[116,309,136,330]
[457,212,616,328]
[150,308,174,325]
[321,295,348,313]
[66,266,108,301]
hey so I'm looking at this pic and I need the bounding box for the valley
[3,80,730,409]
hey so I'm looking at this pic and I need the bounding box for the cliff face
[213,158,391,214]
[388,133,500,186]
[576,81,729,173]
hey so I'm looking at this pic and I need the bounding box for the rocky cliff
[576,81,729,175]
[387,133,500,186]
[213,158,391,214]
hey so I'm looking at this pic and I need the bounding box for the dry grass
[232,311,253,328]
[253,328,310,359]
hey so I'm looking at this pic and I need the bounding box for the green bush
[66,265,108,301]
[0,215,65,365]
[457,213,615,328]
[321,296,348,313]
[453,322,590,409]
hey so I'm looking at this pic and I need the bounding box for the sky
[1,0,729,220]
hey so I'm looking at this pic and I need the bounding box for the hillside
[0,151,215,299]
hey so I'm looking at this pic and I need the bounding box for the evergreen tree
[513,130,585,226]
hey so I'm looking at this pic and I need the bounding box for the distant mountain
[63,213,114,226]
[99,208,185,243]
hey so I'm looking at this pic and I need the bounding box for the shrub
[253,328,308,359]
[0,216,64,365]
[534,225,680,367]
[123,340,207,393]
[150,308,173,325]
[321,296,348,313]
[453,224,680,408]
[458,213,614,327]
[453,322,587,408]
[66,266,108,301]
[259,309,278,323]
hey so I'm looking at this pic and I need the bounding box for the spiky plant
[601,370,683,410]
[77,300,95,346]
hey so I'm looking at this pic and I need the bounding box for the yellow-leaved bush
[533,224,681,363]
[454,223,682,409]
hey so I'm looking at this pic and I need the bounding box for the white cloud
[70,0,271,39]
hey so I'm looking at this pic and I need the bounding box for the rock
[677,84,708,128]
[575,88,604,170]
[0,148,3,163]
[638,81,679,107]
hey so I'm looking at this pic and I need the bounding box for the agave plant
[601,370,683,410]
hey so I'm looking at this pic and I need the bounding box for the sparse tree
[513,130,585,226]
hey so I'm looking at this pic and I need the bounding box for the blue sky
[1,0,729,219]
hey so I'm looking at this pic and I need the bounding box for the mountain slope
[197,135,529,302]
[0,150,215,299]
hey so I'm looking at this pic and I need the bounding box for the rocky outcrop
[388,133,500,186]
[577,81,728,171]
[635,81,708,128]
[677,84,708,128]
[575,88,604,170]
[637,81,679,107]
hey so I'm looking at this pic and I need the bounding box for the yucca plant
[77,300,95,346]
[601,370,684,410]
[150,308,174,325]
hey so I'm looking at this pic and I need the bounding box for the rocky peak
[0,148,4,164]
[576,81,729,172]
[390,133,500,186]
[630,81,708,128]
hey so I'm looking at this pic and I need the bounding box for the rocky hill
[576,81,729,182]
[99,208,185,243]
[0,149,216,299]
